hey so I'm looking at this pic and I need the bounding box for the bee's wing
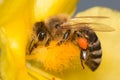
[74,16,109,18]
[63,22,115,32]
[79,23,115,32]
[63,17,115,32]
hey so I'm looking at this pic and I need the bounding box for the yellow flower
[0,0,78,80]
[1,0,120,80]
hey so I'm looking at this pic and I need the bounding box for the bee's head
[34,22,48,41]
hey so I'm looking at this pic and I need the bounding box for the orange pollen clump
[77,37,88,49]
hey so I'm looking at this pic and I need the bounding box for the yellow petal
[0,0,28,25]
[0,0,78,80]
[34,0,78,21]
[0,11,31,80]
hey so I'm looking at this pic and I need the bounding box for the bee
[26,14,115,71]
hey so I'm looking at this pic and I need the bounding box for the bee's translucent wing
[83,23,115,32]
[74,16,109,19]
[62,16,115,32]
[70,16,109,22]
[62,22,115,32]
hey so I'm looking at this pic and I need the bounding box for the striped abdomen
[80,27,102,71]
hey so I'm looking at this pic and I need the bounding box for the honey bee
[26,14,115,71]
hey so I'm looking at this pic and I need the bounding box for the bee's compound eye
[34,22,45,35]
[38,30,47,41]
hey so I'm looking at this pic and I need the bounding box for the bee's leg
[45,38,51,46]
[80,49,89,70]
[80,49,87,69]
[57,29,71,45]
[30,43,38,54]
[80,59,85,69]
[27,38,38,55]
[71,31,87,69]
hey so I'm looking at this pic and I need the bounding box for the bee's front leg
[26,37,38,55]
[45,38,51,46]
[57,29,71,45]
